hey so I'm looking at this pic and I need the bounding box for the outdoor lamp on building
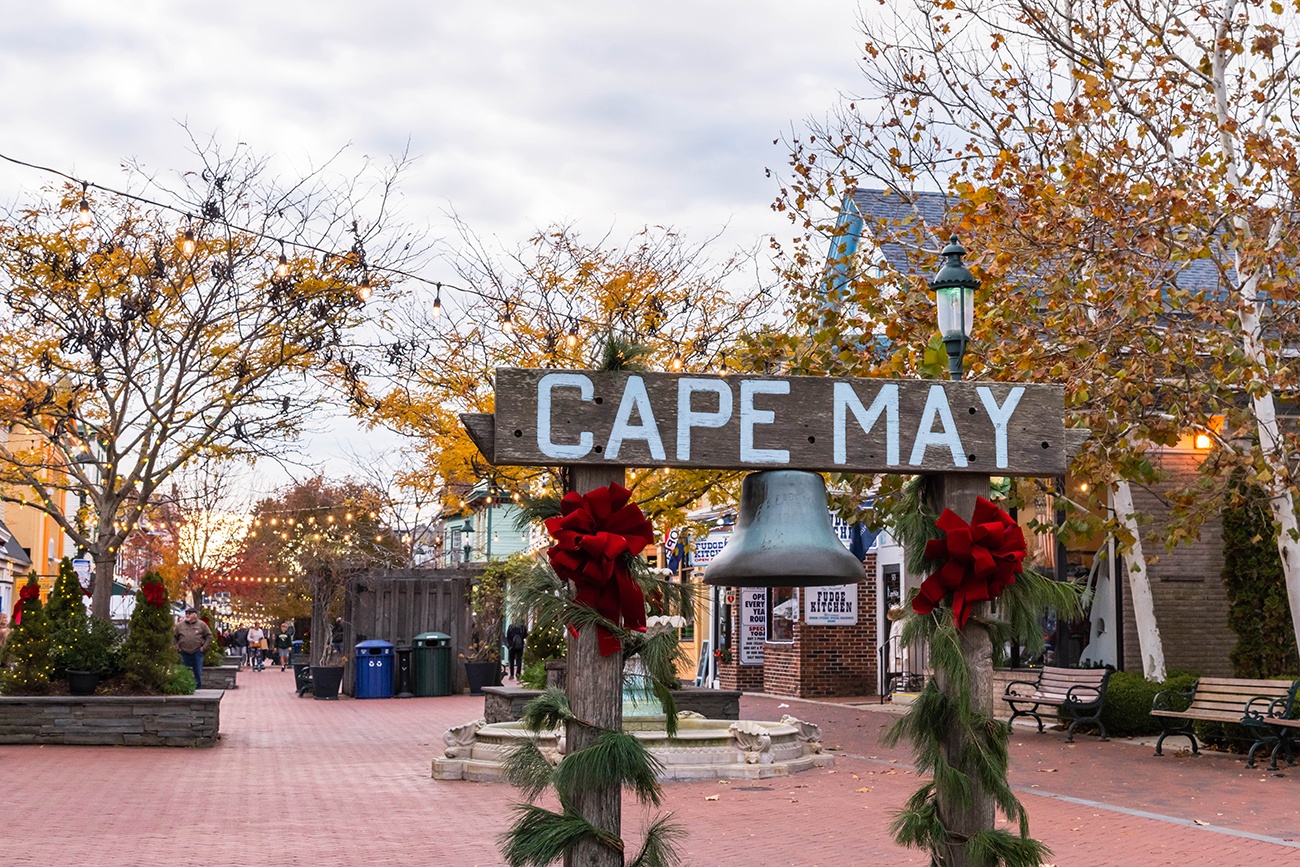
[931,235,979,381]
[461,518,473,563]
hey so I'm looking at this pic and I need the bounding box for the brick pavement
[3,669,1298,866]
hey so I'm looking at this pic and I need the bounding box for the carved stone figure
[780,714,824,754]
[729,720,773,764]
[443,717,485,758]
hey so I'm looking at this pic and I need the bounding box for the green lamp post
[931,235,979,381]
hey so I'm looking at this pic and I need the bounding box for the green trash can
[412,631,452,696]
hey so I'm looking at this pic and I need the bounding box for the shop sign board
[804,584,859,626]
[738,587,767,665]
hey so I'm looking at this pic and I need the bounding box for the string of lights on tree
[0,150,766,369]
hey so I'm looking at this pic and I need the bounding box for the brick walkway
[4,669,1298,865]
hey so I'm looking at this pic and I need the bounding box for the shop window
[768,586,797,642]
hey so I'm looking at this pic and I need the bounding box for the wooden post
[932,473,993,867]
[565,465,626,867]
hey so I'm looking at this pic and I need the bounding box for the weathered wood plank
[488,368,1068,476]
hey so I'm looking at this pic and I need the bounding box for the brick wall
[0,691,223,746]
[717,598,764,692]
[762,556,879,698]
[1121,449,1234,677]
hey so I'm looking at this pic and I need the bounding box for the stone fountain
[432,675,833,782]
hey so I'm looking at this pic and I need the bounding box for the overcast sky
[0,1,867,493]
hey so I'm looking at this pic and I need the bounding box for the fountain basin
[433,714,833,782]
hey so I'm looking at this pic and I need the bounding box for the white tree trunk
[1110,480,1166,681]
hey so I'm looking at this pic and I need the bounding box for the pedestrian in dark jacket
[505,622,528,680]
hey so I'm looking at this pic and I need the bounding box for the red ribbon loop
[12,582,39,626]
[545,483,655,656]
[142,582,167,608]
[912,496,1026,628]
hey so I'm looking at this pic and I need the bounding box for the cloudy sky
[0,1,868,489]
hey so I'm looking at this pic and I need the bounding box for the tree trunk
[1249,390,1300,659]
[932,473,993,867]
[91,554,115,620]
[1111,479,1165,680]
[565,465,626,867]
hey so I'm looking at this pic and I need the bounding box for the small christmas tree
[45,557,87,632]
[0,573,54,695]
[121,571,180,694]
[201,610,224,667]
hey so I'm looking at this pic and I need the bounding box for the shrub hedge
[1099,670,1199,737]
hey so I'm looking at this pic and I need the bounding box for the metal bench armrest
[1152,688,1194,713]
[1065,684,1101,704]
[1004,679,1040,697]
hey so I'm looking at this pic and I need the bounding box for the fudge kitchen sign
[490,369,1065,476]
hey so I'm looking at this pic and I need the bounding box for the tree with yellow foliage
[0,142,417,618]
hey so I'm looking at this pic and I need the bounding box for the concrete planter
[481,685,742,725]
[202,666,239,690]
[0,690,223,747]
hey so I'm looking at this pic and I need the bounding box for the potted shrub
[460,639,502,696]
[462,561,508,694]
[61,617,122,695]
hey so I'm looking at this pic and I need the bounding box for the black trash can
[412,631,452,697]
[354,639,395,699]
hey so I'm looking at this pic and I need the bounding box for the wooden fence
[342,567,478,695]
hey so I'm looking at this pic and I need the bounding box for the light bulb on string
[432,283,443,318]
[76,183,92,227]
[566,323,579,348]
[670,350,683,371]
[182,216,196,256]
[276,242,290,279]
[357,274,372,302]
[501,308,514,334]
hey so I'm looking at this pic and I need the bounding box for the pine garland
[498,555,691,867]
[0,573,54,695]
[885,477,1084,867]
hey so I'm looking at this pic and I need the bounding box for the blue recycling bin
[354,639,395,699]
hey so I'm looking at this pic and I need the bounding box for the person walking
[230,625,249,668]
[173,608,214,690]
[247,624,266,671]
[274,623,292,670]
[505,621,528,680]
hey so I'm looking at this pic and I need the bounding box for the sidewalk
[3,669,1296,865]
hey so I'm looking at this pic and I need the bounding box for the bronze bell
[703,470,866,588]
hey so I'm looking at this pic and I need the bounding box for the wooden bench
[1002,666,1111,743]
[1151,677,1299,770]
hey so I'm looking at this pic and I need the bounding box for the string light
[431,283,443,317]
[276,242,290,279]
[182,216,196,256]
[76,182,92,227]
[501,307,514,334]
[357,274,372,303]
[567,322,579,348]
[670,350,683,371]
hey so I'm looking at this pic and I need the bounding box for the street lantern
[931,235,979,381]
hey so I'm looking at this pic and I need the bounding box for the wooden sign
[477,368,1072,476]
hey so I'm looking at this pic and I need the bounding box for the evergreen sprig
[628,814,687,867]
[499,805,622,867]
[501,737,558,802]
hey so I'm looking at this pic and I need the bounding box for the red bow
[912,496,1026,628]
[545,483,655,656]
[11,582,39,626]
[141,582,166,608]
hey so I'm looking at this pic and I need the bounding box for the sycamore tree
[236,476,401,664]
[361,223,767,524]
[767,0,1300,678]
[0,141,420,619]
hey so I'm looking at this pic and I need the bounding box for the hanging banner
[739,587,767,665]
[804,584,859,626]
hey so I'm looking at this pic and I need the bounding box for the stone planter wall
[0,690,223,747]
[202,666,239,690]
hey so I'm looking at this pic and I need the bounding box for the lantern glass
[935,285,974,340]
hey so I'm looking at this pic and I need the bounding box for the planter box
[481,685,742,725]
[202,666,239,690]
[0,690,223,747]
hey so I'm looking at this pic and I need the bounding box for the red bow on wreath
[545,483,656,656]
[11,582,40,626]
[912,496,1026,628]
[141,582,167,608]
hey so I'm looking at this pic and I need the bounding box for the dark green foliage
[44,557,86,634]
[499,805,619,867]
[1100,670,1198,737]
[121,572,180,693]
[163,663,197,695]
[552,730,665,808]
[519,659,548,689]
[523,615,566,666]
[598,335,653,372]
[56,616,123,675]
[502,738,557,801]
[627,814,686,867]
[520,687,576,731]
[0,574,53,695]
[514,494,563,530]
[1220,481,1300,677]
[201,610,223,667]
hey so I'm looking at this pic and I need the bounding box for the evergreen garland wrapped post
[0,573,54,695]
[121,571,181,694]
[886,476,1081,867]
